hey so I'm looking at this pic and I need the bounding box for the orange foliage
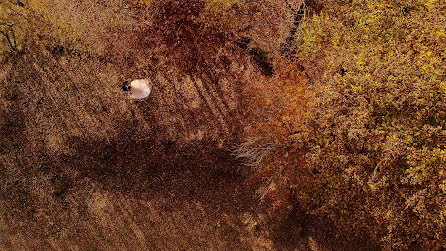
[238,57,310,207]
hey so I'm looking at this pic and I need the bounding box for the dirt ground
[0,40,285,250]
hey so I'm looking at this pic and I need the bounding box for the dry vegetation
[1,0,445,250]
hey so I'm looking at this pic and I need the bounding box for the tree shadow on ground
[58,124,261,216]
[269,205,382,250]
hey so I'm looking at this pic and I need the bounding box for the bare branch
[284,0,306,16]
[231,137,277,168]
[284,0,298,15]
[0,24,18,51]
[11,28,16,48]
[0,29,15,50]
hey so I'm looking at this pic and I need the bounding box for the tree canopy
[239,0,446,249]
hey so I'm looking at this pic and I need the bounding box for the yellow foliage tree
[241,0,446,249]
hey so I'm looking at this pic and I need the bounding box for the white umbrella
[124,79,152,100]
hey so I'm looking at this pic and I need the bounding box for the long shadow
[269,206,382,250]
[58,126,260,216]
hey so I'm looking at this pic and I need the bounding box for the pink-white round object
[129,79,152,100]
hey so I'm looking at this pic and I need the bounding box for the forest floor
[0,44,381,251]
[0,1,381,248]
[0,125,323,250]
[0,48,314,250]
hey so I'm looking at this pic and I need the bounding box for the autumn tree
[238,0,446,249]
